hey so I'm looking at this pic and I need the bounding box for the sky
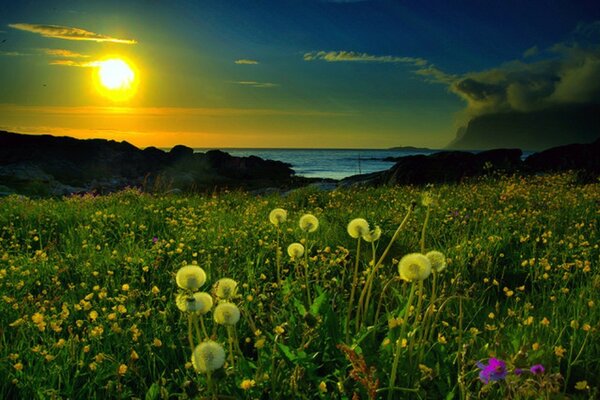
[0,0,599,149]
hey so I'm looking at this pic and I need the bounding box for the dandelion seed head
[426,250,447,272]
[347,218,369,239]
[287,243,305,259]
[176,292,213,314]
[299,214,319,233]
[363,226,382,242]
[176,265,206,290]
[269,208,287,226]
[214,302,240,326]
[191,341,226,372]
[215,278,238,300]
[398,253,432,282]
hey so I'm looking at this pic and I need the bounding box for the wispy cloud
[0,50,31,56]
[303,49,455,85]
[523,45,539,58]
[233,81,279,88]
[304,50,428,66]
[42,48,89,58]
[8,23,136,44]
[234,59,259,65]
[48,59,99,67]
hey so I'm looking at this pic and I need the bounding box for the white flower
[176,265,207,290]
[287,243,305,259]
[426,251,447,272]
[176,292,213,314]
[214,302,241,326]
[269,208,287,226]
[191,341,225,372]
[215,278,238,300]
[347,218,369,239]
[299,214,319,233]
[398,253,432,282]
[363,226,382,242]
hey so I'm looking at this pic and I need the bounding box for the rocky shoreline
[0,131,598,197]
[339,139,599,187]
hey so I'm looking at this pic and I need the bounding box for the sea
[194,148,439,180]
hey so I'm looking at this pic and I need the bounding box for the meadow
[0,172,598,399]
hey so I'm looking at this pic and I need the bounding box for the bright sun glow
[95,58,138,101]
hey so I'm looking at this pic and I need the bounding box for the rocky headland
[0,131,296,196]
[0,131,598,197]
[340,138,600,187]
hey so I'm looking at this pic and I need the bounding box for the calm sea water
[194,148,439,180]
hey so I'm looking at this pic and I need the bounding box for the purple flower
[477,358,507,384]
[514,368,523,376]
[152,237,158,244]
[530,364,545,375]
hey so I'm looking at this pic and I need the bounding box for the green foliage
[0,173,598,399]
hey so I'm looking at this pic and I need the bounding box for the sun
[94,58,138,101]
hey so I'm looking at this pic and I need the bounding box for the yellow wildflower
[240,379,256,390]
[319,381,327,393]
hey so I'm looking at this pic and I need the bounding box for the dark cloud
[438,21,600,123]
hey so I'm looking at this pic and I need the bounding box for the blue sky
[0,0,598,148]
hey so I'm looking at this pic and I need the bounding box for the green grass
[0,172,598,399]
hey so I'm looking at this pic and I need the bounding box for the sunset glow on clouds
[0,1,598,148]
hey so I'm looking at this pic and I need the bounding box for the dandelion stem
[227,325,235,369]
[373,204,414,272]
[276,228,281,285]
[206,370,217,400]
[187,313,195,353]
[199,315,209,340]
[388,282,416,400]
[356,241,377,330]
[346,237,361,342]
[418,271,438,362]
[408,280,425,361]
[375,277,397,324]
[304,233,312,305]
[420,205,430,254]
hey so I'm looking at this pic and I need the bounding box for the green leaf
[310,291,327,316]
[145,383,160,400]
[277,342,297,362]
[293,297,307,316]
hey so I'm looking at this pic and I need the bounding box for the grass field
[0,172,598,399]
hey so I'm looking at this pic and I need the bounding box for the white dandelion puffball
[347,218,369,239]
[398,253,432,282]
[215,278,238,300]
[426,250,447,272]
[299,214,319,233]
[363,226,382,242]
[214,302,241,326]
[287,242,305,259]
[191,341,226,372]
[269,208,287,226]
[176,265,207,290]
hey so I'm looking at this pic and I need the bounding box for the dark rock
[168,145,194,160]
[0,131,295,196]
[380,148,521,185]
[524,138,600,174]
